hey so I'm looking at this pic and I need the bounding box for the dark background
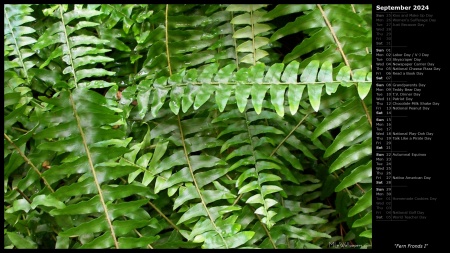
[373,1,445,250]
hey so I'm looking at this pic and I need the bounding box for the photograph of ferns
[4,4,372,249]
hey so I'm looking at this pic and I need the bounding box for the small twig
[4,133,54,193]
[270,114,309,157]
[147,201,180,232]
[14,188,32,204]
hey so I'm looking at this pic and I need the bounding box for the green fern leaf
[348,189,372,217]
[324,116,371,157]
[328,137,372,173]
[312,97,364,139]
[353,212,372,227]
[335,161,372,192]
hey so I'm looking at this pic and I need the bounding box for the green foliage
[4,4,372,249]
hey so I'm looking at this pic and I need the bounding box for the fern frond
[311,84,372,242]
[4,4,37,84]
[4,4,39,139]
[29,88,148,249]
[127,102,256,248]
[135,4,232,81]
[32,4,116,89]
[270,4,371,73]
[214,105,294,229]
[226,4,280,67]
[129,60,371,119]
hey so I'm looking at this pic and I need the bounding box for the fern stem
[69,93,119,249]
[325,160,369,242]
[340,168,366,194]
[149,80,364,88]
[249,206,277,249]
[270,113,309,157]
[350,4,372,64]
[317,4,372,127]
[23,214,31,236]
[339,223,346,242]
[120,173,181,232]
[11,127,29,133]
[177,114,229,249]
[231,110,281,231]
[268,114,309,248]
[331,169,365,195]
[14,187,32,204]
[325,157,367,195]
[231,192,243,206]
[243,112,272,227]
[59,5,78,88]
[280,197,290,248]
[230,12,240,69]
[121,157,186,192]
[165,4,172,76]
[147,201,180,232]
[250,9,256,66]
[360,99,372,127]
[4,133,55,193]
[31,99,46,109]
[121,215,154,249]
[317,4,350,74]
[349,5,373,126]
